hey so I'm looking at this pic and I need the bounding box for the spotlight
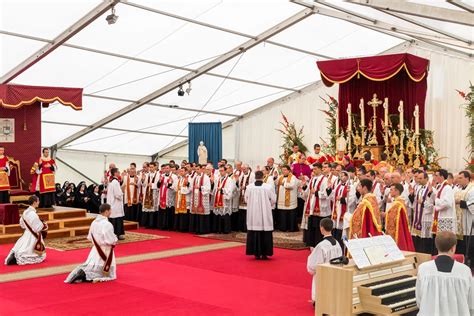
[185,81,192,95]
[177,85,185,96]
[106,7,118,25]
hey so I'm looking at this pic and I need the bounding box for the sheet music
[345,235,405,269]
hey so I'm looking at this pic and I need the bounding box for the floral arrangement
[276,112,308,164]
[318,95,338,156]
[457,82,474,172]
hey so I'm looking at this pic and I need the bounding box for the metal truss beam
[0,0,120,83]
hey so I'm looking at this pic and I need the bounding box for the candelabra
[383,124,390,155]
[413,133,421,168]
[353,129,362,159]
[397,129,405,165]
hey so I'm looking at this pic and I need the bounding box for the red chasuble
[349,193,382,239]
[37,157,56,193]
[0,156,10,191]
[385,197,415,251]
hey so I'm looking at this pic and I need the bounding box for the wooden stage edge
[0,206,139,244]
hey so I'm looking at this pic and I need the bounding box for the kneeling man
[65,203,118,283]
[5,195,47,265]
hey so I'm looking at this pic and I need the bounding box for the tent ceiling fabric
[1,0,472,156]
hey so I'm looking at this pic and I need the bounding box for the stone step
[0,221,139,244]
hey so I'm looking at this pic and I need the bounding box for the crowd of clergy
[2,143,473,314]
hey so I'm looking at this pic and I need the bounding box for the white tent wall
[159,42,472,172]
[55,149,151,185]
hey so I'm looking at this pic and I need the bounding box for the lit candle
[383,97,389,127]
[347,104,352,131]
[359,98,365,126]
[398,100,404,130]
[414,104,420,134]
[335,110,340,136]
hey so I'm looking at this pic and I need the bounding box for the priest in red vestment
[349,179,382,239]
[32,148,57,208]
[0,146,11,203]
[384,183,415,251]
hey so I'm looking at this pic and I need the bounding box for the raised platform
[0,206,138,244]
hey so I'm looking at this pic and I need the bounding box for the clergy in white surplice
[5,196,47,266]
[454,171,474,262]
[174,167,191,232]
[416,231,473,316]
[65,203,118,284]
[235,164,255,232]
[245,170,276,260]
[276,165,298,232]
[307,218,343,303]
[301,162,330,247]
[189,165,211,235]
[122,167,139,222]
[432,169,457,234]
[157,164,178,230]
[141,162,159,228]
[212,166,235,234]
[331,170,356,248]
[409,171,436,254]
[107,168,125,239]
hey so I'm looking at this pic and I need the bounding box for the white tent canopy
[1,0,472,157]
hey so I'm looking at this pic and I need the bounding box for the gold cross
[367,93,382,109]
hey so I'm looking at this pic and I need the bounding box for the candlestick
[335,111,339,136]
[359,98,365,127]
[383,98,389,127]
[414,104,420,135]
[398,100,404,130]
[347,104,352,131]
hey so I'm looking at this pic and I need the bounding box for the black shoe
[262,255,269,260]
[6,254,17,265]
[255,255,261,260]
[69,269,86,284]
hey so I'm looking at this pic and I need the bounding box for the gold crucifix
[367,93,382,145]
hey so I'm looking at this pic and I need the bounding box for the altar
[316,53,437,169]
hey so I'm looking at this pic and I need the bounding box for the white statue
[197,141,208,165]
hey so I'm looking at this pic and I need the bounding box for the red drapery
[317,53,429,132]
[0,84,83,110]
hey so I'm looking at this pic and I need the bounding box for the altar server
[416,231,473,316]
[0,146,10,204]
[331,170,356,248]
[213,165,235,234]
[65,203,118,283]
[157,164,178,230]
[245,170,276,259]
[432,169,457,234]
[107,168,125,240]
[276,165,298,232]
[384,183,415,251]
[5,196,47,265]
[307,218,343,303]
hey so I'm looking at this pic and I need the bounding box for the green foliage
[276,112,309,164]
[318,95,338,156]
[457,82,474,172]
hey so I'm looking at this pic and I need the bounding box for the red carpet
[0,233,313,315]
[0,229,224,274]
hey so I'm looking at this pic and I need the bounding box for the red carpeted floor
[0,229,224,274]
[0,230,313,315]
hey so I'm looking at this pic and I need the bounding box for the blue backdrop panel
[188,122,222,167]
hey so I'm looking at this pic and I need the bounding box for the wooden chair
[7,157,33,203]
